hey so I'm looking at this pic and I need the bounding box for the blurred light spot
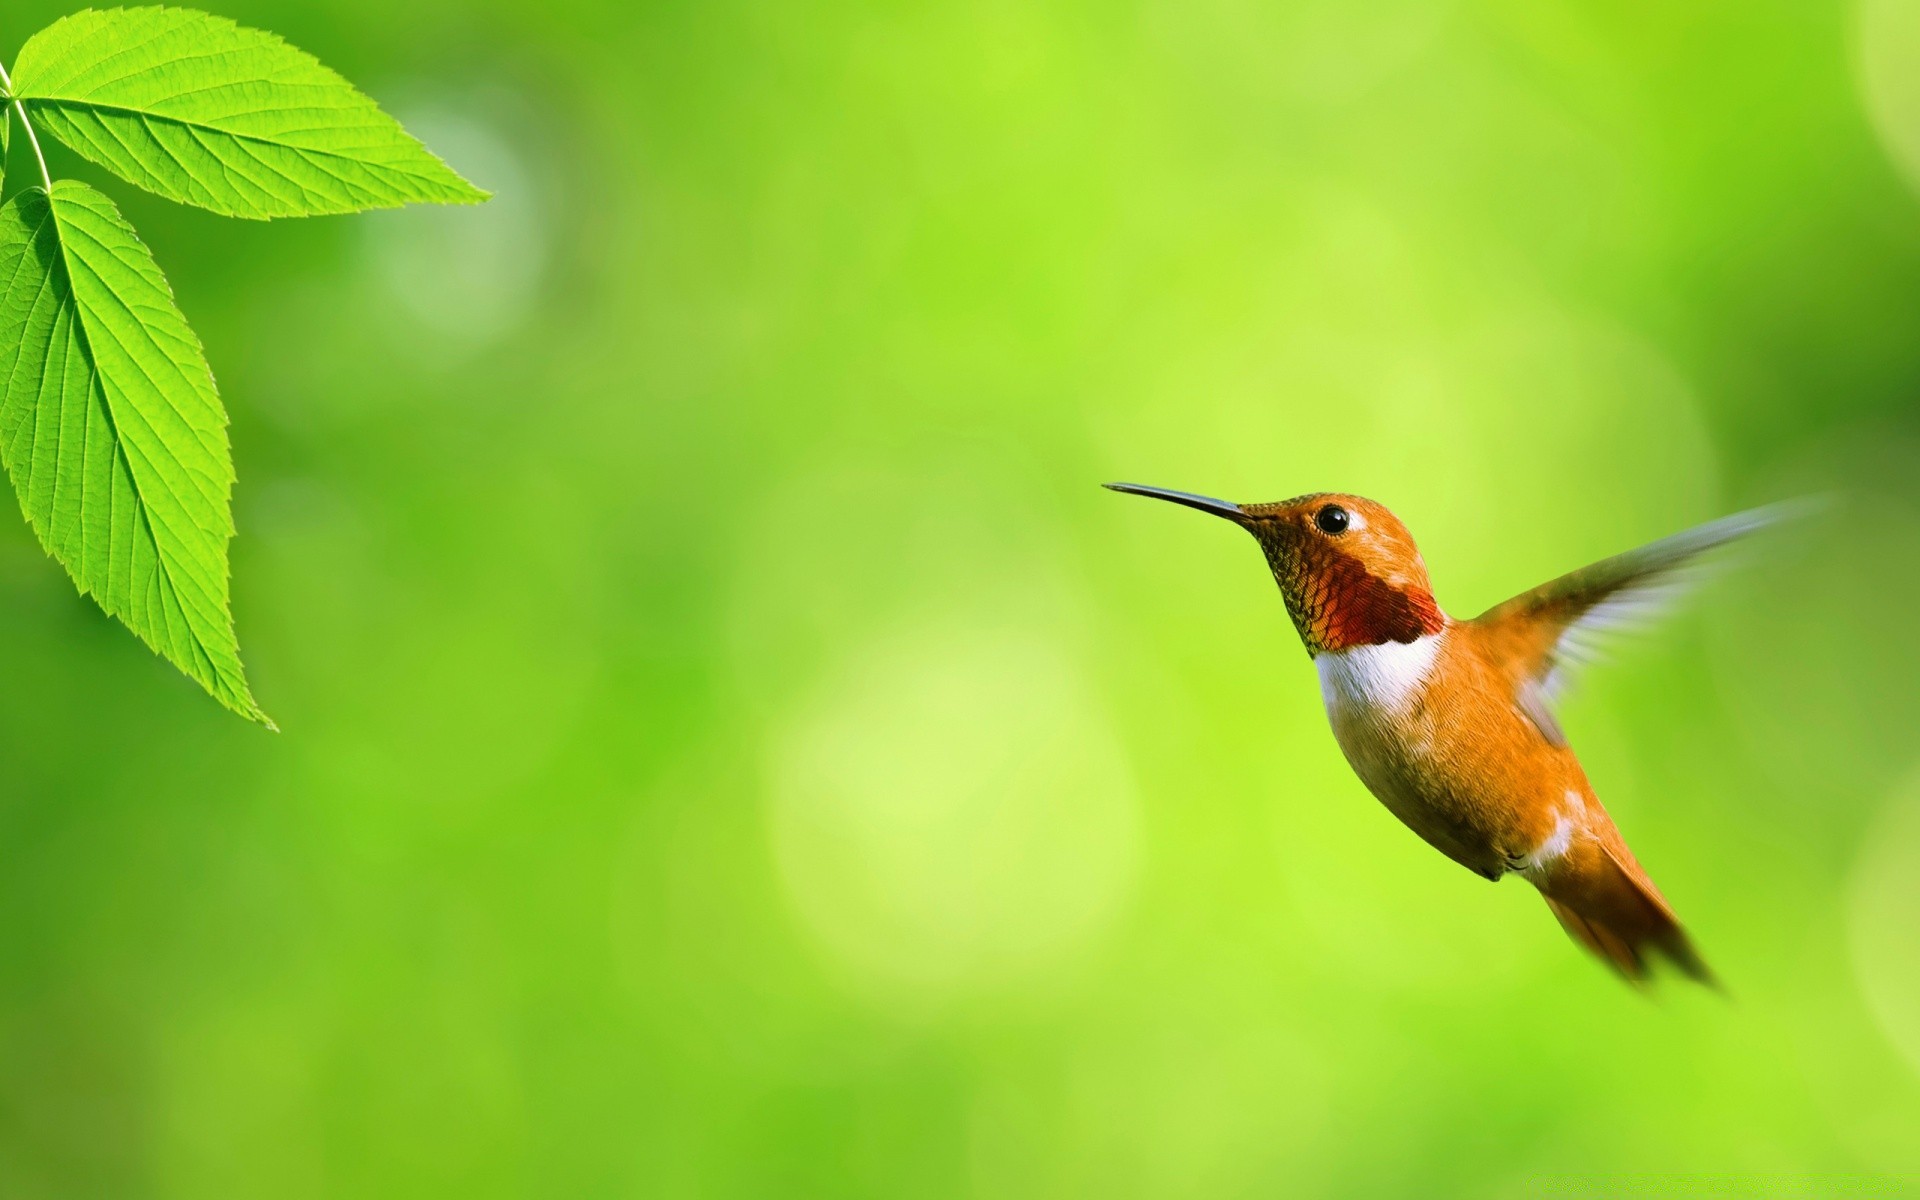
[1858,0,1920,195]
[769,620,1139,1008]
[1277,0,1451,104]
[1147,0,1450,106]
[362,103,546,348]
[1850,766,1920,1077]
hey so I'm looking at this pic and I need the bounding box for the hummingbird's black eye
[1314,504,1350,535]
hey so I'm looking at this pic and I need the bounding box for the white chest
[1315,632,1444,723]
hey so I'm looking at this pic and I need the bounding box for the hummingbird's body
[1315,621,1693,980]
[1109,483,1780,985]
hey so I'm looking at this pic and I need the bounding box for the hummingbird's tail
[1535,836,1716,989]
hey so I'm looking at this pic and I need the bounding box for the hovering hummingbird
[1108,482,1788,986]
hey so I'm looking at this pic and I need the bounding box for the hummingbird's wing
[1469,503,1803,746]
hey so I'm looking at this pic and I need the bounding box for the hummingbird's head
[1105,483,1444,656]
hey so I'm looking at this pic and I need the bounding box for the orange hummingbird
[1108,482,1789,986]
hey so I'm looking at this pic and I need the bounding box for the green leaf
[0,104,9,200]
[10,7,487,220]
[0,181,266,722]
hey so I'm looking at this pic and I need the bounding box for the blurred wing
[1471,503,1804,745]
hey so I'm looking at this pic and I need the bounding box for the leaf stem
[12,104,53,193]
[0,59,52,192]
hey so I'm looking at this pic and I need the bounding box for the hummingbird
[1108,482,1788,986]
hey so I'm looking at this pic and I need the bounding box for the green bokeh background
[3,0,1920,1195]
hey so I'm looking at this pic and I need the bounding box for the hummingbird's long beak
[1103,482,1244,521]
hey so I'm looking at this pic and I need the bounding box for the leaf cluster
[0,7,485,723]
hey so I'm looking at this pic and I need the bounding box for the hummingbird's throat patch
[1283,552,1443,653]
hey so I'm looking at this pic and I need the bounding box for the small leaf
[11,7,487,219]
[0,104,9,199]
[0,181,267,722]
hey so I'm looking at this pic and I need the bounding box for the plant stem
[0,58,52,192]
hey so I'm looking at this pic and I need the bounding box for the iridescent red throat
[1257,539,1444,655]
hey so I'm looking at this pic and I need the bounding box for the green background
[3,0,1920,1195]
